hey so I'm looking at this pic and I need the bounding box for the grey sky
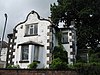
[0,0,56,40]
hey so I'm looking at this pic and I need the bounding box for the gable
[14,10,51,31]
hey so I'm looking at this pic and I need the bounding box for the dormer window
[25,23,38,36]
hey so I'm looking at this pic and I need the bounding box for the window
[25,24,38,35]
[61,33,68,43]
[34,46,39,61]
[21,45,29,60]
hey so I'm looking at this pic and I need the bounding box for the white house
[6,11,52,68]
[6,10,77,68]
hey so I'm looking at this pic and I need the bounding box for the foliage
[73,62,100,75]
[52,46,68,63]
[50,0,100,50]
[51,45,68,69]
[76,55,87,63]
[50,58,68,69]
[28,61,40,69]
[89,52,100,63]
[7,64,20,69]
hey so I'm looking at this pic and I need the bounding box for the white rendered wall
[13,13,51,68]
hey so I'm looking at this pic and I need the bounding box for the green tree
[50,45,68,69]
[50,0,100,50]
[53,46,68,63]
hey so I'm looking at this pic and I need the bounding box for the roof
[18,41,44,47]
[0,41,8,48]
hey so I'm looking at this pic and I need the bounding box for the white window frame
[25,23,38,35]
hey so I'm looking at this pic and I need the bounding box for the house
[6,11,52,68]
[0,40,8,68]
[52,21,77,64]
[6,10,77,68]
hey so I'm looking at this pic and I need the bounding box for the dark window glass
[21,45,29,60]
[30,25,33,35]
[34,25,38,35]
[61,33,68,43]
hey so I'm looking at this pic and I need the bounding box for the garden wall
[0,69,78,75]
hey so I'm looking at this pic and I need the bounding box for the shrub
[28,61,40,69]
[50,58,68,69]
[7,64,20,69]
[74,62,100,75]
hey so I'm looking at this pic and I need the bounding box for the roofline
[14,10,53,31]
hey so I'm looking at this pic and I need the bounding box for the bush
[7,64,20,69]
[50,58,68,69]
[28,61,40,69]
[74,62,100,75]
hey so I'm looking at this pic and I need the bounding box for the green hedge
[73,63,100,75]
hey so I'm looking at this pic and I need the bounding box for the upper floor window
[61,32,68,44]
[21,45,29,60]
[25,24,38,36]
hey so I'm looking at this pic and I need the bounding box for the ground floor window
[21,45,29,60]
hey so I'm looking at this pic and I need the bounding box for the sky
[0,0,57,41]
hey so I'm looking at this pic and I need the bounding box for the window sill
[33,60,40,63]
[62,42,69,44]
[24,34,38,37]
[19,60,29,63]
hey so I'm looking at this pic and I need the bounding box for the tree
[50,0,100,50]
[52,46,68,63]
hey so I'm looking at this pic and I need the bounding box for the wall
[0,69,78,75]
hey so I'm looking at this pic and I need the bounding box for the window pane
[30,28,33,35]
[34,25,38,34]
[29,25,33,35]
[62,33,68,43]
[34,46,39,61]
[22,45,29,60]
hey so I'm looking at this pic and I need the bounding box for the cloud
[0,0,56,40]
